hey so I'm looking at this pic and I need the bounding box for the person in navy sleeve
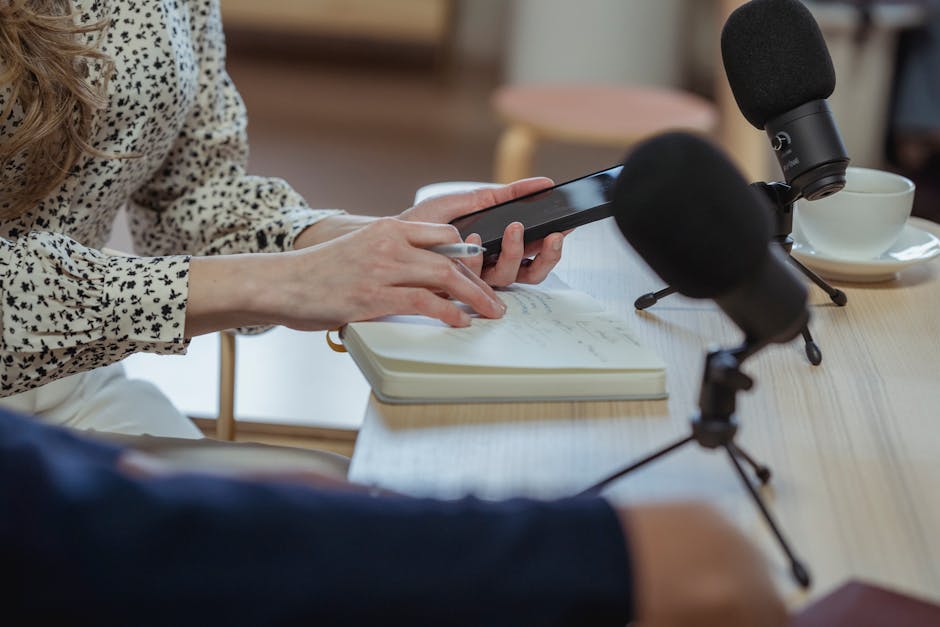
[1,407,786,626]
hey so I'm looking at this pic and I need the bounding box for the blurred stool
[491,84,719,183]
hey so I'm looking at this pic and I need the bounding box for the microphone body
[766,100,848,200]
[715,247,807,345]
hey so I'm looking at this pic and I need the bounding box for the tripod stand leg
[728,443,772,484]
[578,434,695,495]
[801,325,822,366]
[787,256,848,306]
[725,444,811,588]
[634,285,678,310]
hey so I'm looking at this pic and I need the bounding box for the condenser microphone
[601,133,814,589]
[614,132,808,347]
[721,0,849,200]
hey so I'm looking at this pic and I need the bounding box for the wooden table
[349,216,940,607]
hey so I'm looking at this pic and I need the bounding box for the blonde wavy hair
[0,0,113,220]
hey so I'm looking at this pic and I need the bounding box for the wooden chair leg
[494,124,537,184]
[217,331,237,441]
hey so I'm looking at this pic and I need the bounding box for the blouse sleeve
[126,0,342,260]
[1,232,190,395]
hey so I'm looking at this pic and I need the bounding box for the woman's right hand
[185,216,508,337]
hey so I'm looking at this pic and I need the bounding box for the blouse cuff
[3,232,191,354]
[251,206,346,254]
[230,206,344,336]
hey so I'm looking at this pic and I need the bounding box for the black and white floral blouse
[0,0,341,395]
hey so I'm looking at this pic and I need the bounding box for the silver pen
[427,243,487,258]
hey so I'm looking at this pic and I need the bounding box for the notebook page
[347,285,664,370]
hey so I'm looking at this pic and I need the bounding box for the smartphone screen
[450,165,623,257]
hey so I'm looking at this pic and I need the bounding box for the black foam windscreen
[721,0,836,129]
[613,132,773,299]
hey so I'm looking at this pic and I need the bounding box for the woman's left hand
[400,177,565,287]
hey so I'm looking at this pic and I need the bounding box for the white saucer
[790,219,940,283]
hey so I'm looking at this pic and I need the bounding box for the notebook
[339,279,666,404]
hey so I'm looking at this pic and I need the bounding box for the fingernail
[553,237,563,251]
[459,311,472,326]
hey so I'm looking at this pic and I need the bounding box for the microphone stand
[578,339,812,589]
[633,181,847,366]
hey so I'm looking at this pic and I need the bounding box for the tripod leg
[724,445,812,589]
[801,325,822,366]
[578,434,695,496]
[787,256,848,306]
[634,285,678,310]
[728,443,772,485]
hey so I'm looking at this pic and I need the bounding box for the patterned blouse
[0,0,341,395]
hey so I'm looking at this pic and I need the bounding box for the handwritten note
[348,284,663,371]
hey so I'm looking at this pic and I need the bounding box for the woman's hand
[186,216,508,337]
[400,177,566,287]
[286,218,509,329]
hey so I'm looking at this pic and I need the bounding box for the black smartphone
[450,165,623,262]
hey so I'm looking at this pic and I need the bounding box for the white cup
[794,167,915,260]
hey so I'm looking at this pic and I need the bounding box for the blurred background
[212,0,939,222]
[115,0,940,443]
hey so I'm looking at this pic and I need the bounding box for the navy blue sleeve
[0,409,634,626]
